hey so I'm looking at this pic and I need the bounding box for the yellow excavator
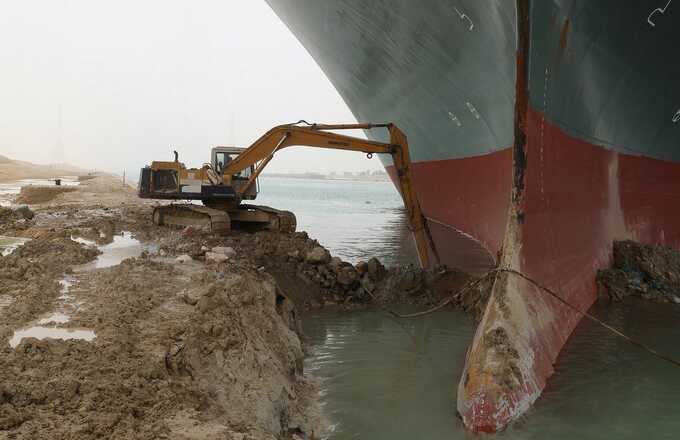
[138,122,435,267]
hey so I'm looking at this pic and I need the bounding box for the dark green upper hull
[265,0,517,166]
[266,0,680,163]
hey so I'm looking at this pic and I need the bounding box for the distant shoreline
[262,173,390,183]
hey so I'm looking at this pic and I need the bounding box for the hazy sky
[0,0,382,176]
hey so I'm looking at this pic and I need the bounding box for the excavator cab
[211,147,257,200]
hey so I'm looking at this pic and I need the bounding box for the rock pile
[597,240,680,303]
[0,207,35,234]
[227,231,471,310]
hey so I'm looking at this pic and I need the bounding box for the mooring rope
[362,267,680,369]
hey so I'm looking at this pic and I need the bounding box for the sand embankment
[0,155,90,183]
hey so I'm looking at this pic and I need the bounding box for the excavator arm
[223,122,438,268]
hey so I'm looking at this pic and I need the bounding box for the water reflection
[73,231,146,270]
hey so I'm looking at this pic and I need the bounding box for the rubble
[14,206,34,220]
[597,240,680,303]
[205,251,229,263]
[305,246,330,264]
[212,246,236,257]
[227,230,472,311]
[175,254,192,263]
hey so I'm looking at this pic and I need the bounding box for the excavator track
[152,204,230,234]
[238,204,297,233]
[151,204,296,234]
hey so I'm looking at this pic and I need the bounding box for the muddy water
[73,231,146,270]
[303,309,472,439]
[304,302,680,439]
[9,327,96,348]
[7,231,147,348]
[0,236,30,256]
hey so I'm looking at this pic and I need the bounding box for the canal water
[256,176,418,267]
[259,176,680,440]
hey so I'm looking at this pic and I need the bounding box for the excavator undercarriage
[150,203,296,234]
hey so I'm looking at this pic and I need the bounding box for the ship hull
[385,148,512,275]
[459,0,680,432]
[266,0,680,433]
[458,107,680,432]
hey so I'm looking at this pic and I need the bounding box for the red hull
[386,148,513,274]
[457,106,680,432]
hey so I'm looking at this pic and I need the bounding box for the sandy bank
[0,155,89,183]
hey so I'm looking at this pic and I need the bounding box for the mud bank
[598,240,680,303]
[16,186,78,204]
[0,175,482,439]
[0,177,323,439]
[151,229,474,314]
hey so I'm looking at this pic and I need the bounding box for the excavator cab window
[214,152,229,175]
[226,153,252,180]
[213,151,253,179]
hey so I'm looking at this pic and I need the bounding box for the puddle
[58,277,74,300]
[5,230,143,349]
[9,326,95,348]
[73,231,145,270]
[71,236,96,246]
[38,312,71,325]
[0,236,30,256]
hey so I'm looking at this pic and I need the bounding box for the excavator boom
[223,122,437,268]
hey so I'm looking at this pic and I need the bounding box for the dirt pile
[16,186,77,204]
[0,207,35,234]
[597,240,680,303]
[189,230,473,311]
[1,256,319,439]
[128,223,476,313]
